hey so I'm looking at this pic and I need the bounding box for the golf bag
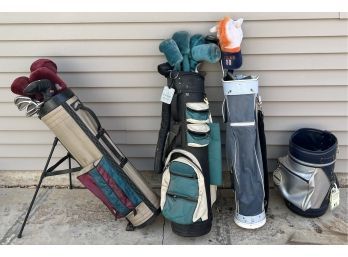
[273,128,339,217]
[38,88,160,228]
[155,71,222,237]
[222,76,269,229]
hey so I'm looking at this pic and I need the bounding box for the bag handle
[71,100,102,133]
[164,148,202,170]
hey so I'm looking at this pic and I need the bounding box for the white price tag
[160,86,175,104]
[272,168,282,186]
[330,184,340,210]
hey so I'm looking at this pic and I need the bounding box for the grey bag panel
[225,94,255,123]
[227,123,265,216]
[274,156,331,211]
[223,78,266,228]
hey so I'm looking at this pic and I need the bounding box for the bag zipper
[170,170,198,179]
[166,192,198,202]
[280,162,310,183]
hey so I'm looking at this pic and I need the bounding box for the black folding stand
[17,137,81,238]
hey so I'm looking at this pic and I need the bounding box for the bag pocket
[186,123,210,147]
[161,151,208,225]
[77,156,142,218]
[186,102,210,123]
[273,156,331,211]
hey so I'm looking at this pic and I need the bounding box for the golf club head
[25,103,39,117]
[26,108,39,117]
[14,96,32,106]
[16,100,32,111]
[25,101,43,117]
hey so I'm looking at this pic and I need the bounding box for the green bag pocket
[161,151,208,225]
[186,123,210,147]
[186,102,210,123]
[162,194,198,225]
[208,123,222,185]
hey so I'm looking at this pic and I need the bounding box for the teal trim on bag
[162,194,197,225]
[186,108,209,122]
[162,159,200,224]
[169,161,197,178]
[187,130,210,147]
[99,157,142,206]
[89,169,130,216]
[168,174,199,199]
[208,123,223,185]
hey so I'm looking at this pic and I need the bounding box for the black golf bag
[273,128,339,217]
[38,88,160,228]
[155,71,222,237]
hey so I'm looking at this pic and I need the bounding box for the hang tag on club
[160,86,175,104]
[330,183,340,210]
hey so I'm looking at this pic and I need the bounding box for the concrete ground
[0,187,347,245]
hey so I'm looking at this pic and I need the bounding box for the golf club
[14,96,32,105]
[25,101,43,117]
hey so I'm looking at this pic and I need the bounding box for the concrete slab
[0,188,347,245]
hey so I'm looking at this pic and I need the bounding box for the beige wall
[0,13,347,176]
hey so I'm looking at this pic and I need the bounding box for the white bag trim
[230,121,255,127]
[222,78,259,96]
[187,123,210,134]
[186,102,209,111]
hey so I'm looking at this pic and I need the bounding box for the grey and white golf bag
[222,76,269,229]
[273,128,339,217]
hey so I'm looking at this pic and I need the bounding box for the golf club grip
[78,104,102,132]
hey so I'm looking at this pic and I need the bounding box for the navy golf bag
[222,76,269,229]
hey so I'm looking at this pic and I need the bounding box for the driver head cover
[11,76,43,101]
[30,67,67,92]
[210,17,243,70]
[210,17,243,53]
[159,39,183,71]
[30,59,58,73]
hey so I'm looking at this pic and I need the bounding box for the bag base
[171,219,212,237]
[284,197,329,218]
[234,211,266,229]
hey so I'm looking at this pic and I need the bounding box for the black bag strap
[154,102,171,173]
[62,102,158,213]
[258,110,269,212]
[71,100,102,133]
[163,123,181,158]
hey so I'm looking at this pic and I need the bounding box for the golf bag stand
[157,71,220,237]
[18,137,81,238]
[222,76,269,229]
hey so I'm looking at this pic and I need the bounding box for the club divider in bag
[38,89,160,228]
[222,76,267,229]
